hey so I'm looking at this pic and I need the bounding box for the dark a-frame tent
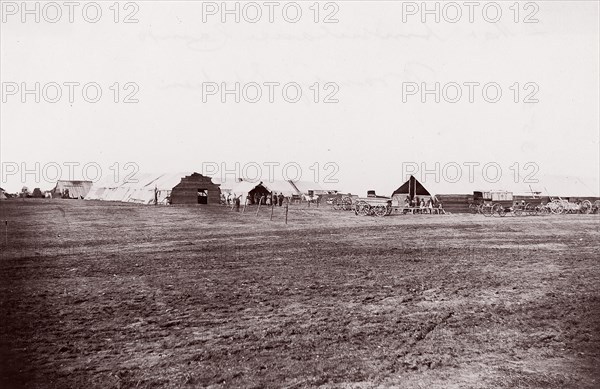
[391,175,432,199]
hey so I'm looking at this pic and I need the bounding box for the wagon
[354,197,393,217]
[472,190,542,217]
[354,191,443,217]
[331,195,354,211]
[471,190,514,217]
[540,198,593,215]
[490,200,540,217]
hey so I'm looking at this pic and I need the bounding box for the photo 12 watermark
[401,82,539,104]
[1,162,141,185]
[1,82,140,104]
[201,161,340,184]
[400,1,539,24]
[201,82,339,104]
[200,1,340,24]
[0,1,140,24]
[401,162,540,185]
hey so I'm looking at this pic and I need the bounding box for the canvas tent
[51,180,93,199]
[291,180,340,196]
[86,172,220,205]
[229,180,300,201]
[391,175,432,199]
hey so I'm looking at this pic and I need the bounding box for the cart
[354,191,444,217]
[542,198,593,214]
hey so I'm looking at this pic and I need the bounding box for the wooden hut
[170,173,221,205]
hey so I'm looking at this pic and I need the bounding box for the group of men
[224,192,286,211]
[403,196,445,214]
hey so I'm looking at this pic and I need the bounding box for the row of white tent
[223,179,330,199]
[85,172,194,205]
[84,172,334,205]
[82,170,599,206]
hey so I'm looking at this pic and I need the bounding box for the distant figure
[259,194,265,205]
[235,196,241,212]
[272,193,277,206]
[278,193,284,206]
[437,201,445,214]
[266,195,271,206]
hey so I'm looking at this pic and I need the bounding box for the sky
[1,1,599,196]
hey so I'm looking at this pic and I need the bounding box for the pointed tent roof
[291,180,327,194]
[52,180,93,199]
[229,180,264,198]
[392,175,432,198]
[229,180,300,198]
[263,180,300,197]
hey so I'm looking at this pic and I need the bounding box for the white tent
[229,180,300,199]
[263,180,300,197]
[85,172,192,204]
[291,180,325,195]
[230,181,260,199]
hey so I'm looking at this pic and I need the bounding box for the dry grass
[0,199,599,388]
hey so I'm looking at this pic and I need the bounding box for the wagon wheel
[492,203,505,217]
[579,200,592,214]
[342,196,353,211]
[355,201,370,216]
[525,203,537,216]
[469,203,479,214]
[481,204,493,217]
[536,204,549,215]
[353,201,362,215]
[550,203,564,215]
[594,200,600,214]
[374,205,388,217]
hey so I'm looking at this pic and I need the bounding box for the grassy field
[0,199,599,389]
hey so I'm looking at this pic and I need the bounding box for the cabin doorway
[197,189,208,204]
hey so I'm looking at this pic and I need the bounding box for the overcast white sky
[1,1,599,195]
